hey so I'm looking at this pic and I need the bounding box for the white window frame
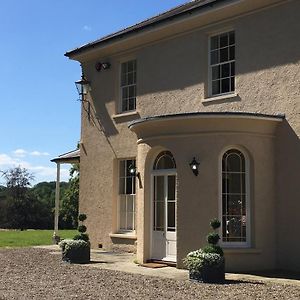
[119,59,137,113]
[219,146,251,248]
[208,30,235,97]
[118,158,136,233]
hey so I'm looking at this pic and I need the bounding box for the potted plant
[59,213,90,263]
[184,218,225,283]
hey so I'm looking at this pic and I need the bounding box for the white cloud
[83,25,92,31]
[30,151,50,156]
[13,149,27,157]
[0,152,70,184]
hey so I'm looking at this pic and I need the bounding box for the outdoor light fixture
[75,74,91,122]
[189,157,200,176]
[128,164,143,189]
[75,75,91,96]
[95,62,111,72]
[129,164,137,176]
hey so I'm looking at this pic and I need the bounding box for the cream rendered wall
[79,0,300,270]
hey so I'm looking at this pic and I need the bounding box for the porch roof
[50,149,80,164]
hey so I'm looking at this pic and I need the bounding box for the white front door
[152,173,176,262]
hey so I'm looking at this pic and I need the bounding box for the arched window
[153,151,176,170]
[221,149,249,245]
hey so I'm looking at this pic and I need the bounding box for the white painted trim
[218,145,251,248]
[112,110,140,120]
[202,92,238,103]
[109,233,137,240]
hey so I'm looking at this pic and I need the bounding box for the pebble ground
[0,248,300,299]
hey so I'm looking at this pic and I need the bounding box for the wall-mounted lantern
[75,74,91,121]
[128,164,143,189]
[75,75,91,96]
[189,157,200,176]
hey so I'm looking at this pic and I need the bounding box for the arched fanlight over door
[153,151,176,170]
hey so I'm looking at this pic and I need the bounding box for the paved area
[36,245,300,286]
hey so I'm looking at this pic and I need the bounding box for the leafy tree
[1,166,36,229]
[60,164,79,229]
[32,181,69,229]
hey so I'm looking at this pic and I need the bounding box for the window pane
[120,212,126,229]
[221,78,230,93]
[230,62,235,76]
[127,212,134,230]
[221,63,230,78]
[127,195,134,213]
[122,87,128,99]
[227,153,241,172]
[220,48,228,63]
[167,202,175,230]
[229,46,235,60]
[128,60,134,72]
[155,153,176,169]
[212,80,220,95]
[212,65,220,80]
[129,85,135,98]
[220,33,228,47]
[211,36,219,50]
[210,50,219,65]
[230,77,235,92]
[226,217,242,240]
[168,176,175,200]
[227,195,242,215]
[128,72,134,85]
[129,98,135,111]
[156,176,164,201]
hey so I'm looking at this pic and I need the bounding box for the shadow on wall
[275,120,300,271]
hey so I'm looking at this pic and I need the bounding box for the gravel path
[0,248,300,300]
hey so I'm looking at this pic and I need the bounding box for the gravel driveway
[0,248,300,299]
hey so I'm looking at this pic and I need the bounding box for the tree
[60,164,79,229]
[1,166,36,229]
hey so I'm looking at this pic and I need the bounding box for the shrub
[60,239,90,264]
[73,233,90,242]
[210,218,221,230]
[78,225,87,233]
[202,245,224,257]
[184,249,224,272]
[207,232,220,245]
[78,214,87,222]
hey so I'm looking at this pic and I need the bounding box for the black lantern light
[75,75,91,96]
[189,157,200,176]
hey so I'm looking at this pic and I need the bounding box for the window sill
[223,248,261,254]
[109,233,137,240]
[112,111,140,122]
[202,93,239,104]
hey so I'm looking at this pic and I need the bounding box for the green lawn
[0,230,77,248]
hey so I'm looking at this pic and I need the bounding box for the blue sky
[0,0,187,184]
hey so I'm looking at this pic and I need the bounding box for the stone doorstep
[36,245,300,285]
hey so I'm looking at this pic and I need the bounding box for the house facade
[65,0,300,272]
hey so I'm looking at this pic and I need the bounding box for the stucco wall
[78,0,300,270]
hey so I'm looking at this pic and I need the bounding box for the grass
[0,230,77,248]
